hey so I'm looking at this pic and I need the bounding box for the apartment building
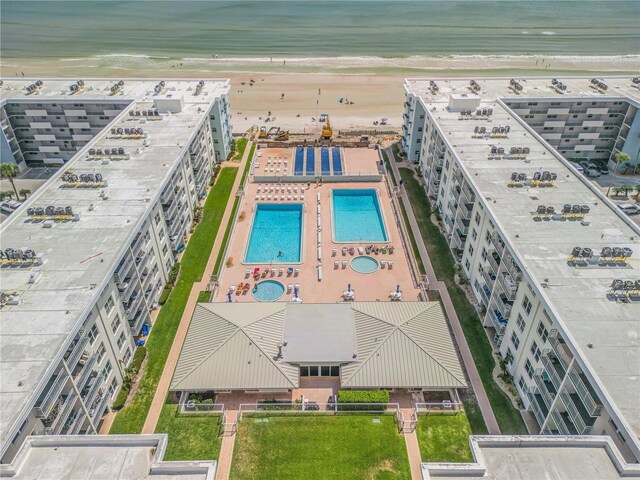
[402,77,640,462]
[0,78,232,463]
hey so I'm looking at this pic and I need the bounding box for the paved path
[385,147,501,435]
[215,410,239,480]
[141,141,252,434]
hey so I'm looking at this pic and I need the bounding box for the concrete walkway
[385,147,501,435]
[215,410,239,480]
[141,141,253,435]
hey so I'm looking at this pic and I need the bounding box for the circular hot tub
[251,280,286,302]
[351,255,380,274]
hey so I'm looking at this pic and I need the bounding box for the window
[471,229,478,241]
[464,259,470,271]
[481,248,488,262]
[299,365,339,377]
[309,366,319,376]
[518,376,526,391]
[525,359,534,379]
[511,332,520,350]
[109,377,119,397]
[104,296,115,315]
[88,324,99,345]
[522,295,533,315]
[537,322,549,343]
[475,212,481,226]
[468,245,474,257]
[505,348,514,365]
[162,244,168,256]
[516,314,526,333]
[485,231,491,244]
[96,343,106,363]
[159,229,165,240]
[155,212,161,225]
[123,349,132,366]
[102,360,112,379]
[111,315,121,334]
[117,332,126,350]
[531,341,541,362]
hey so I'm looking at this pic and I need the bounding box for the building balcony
[559,390,595,435]
[456,200,472,221]
[35,371,68,418]
[487,251,501,274]
[454,215,470,236]
[114,254,135,285]
[550,409,577,435]
[479,284,491,307]
[69,410,87,435]
[490,233,506,258]
[567,367,602,416]
[549,333,573,372]
[526,387,549,427]
[74,354,97,390]
[45,391,78,436]
[118,272,140,303]
[496,272,518,302]
[488,306,507,335]
[130,307,150,334]
[502,256,523,284]
[459,186,475,206]
[452,229,467,251]
[163,199,179,222]
[493,294,513,320]
[534,371,557,410]
[90,389,111,424]
[63,330,89,370]
[482,268,497,291]
[124,290,144,318]
[541,351,566,391]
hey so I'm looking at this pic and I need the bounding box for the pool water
[245,204,303,263]
[332,189,388,243]
[351,256,379,274]
[252,280,286,302]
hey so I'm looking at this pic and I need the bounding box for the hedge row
[159,262,181,305]
[112,347,147,411]
[337,390,390,404]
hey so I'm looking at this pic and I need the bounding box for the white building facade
[402,77,640,463]
[0,79,232,463]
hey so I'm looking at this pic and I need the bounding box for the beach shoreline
[3,55,638,133]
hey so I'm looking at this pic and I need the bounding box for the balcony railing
[64,331,89,370]
[460,186,475,206]
[46,392,78,435]
[526,387,547,427]
[482,268,497,291]
[496,272,518,301]
[568,368,602,416]
[118,272,139,302]
[454,215,470,236]
[550,409,570,435]
[541,352,565,391]
[490,233,506,257]
[70,411,86,435]
[534,371,556,409]
[487,251,501,274]
[90,390,111,424]
[559,391,592,435]
[35,372,68,418]
[114,254,134,284]
[549,334,573,371]
[74,354,97,390]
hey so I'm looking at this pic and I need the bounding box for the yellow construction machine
[321,114,332,140]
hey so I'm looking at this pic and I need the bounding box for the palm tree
[620,184,633,197]
[0,191,14,200]
[635,184,640,201]
[18,188,31,200]
[612,186,622,197]
[613,152,630,175]
[0,163,20,200]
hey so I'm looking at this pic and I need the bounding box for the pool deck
[215,148,421,303]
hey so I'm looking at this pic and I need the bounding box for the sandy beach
[2,55,638,133]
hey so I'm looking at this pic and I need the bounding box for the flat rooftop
[0,79,230,454]
[0,434,215,479]
[405,77,640,438]
[423,436,639,480]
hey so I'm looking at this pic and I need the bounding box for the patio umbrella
[348,283,351,293]
[381,117,388,121]
[396,284,400,293]
[227,292,232,303]
[294,286,299,298]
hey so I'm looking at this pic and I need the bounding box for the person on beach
[307,182,311,190]
[281,93,285,100]
[318,88,321,94]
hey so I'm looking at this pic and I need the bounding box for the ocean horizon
[1,1,639,61]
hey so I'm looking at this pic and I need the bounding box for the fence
[178,401,225,415]
[251,172,382,183]
[415,401,463,415]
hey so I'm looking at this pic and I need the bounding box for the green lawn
[154,404,222,461]
[397,167,526,435]
[416,413,473,463]
[230,415,410,480]
[110,167,238,434]
[197,291,211,303]
[232,138,248,161]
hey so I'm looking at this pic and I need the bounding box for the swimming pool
[332,189,388,243]
[252,280,286,302]
[351,256,379,274]
[245,203,303,264]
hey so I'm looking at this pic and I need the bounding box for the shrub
[112,386,130,411]
[168,262,181,283]
[158,285,172,305]
[129,346,147,375]
[337,390,390,411]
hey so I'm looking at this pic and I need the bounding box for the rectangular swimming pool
[331,189,388,243]
[245,204,303,263]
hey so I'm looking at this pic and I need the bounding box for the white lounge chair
[301,194,305,200]
[332,248,337,257]
[288,195,292,201]
[358,246,364,255]
[388,261,394,269]
[287,284,293,292]
[279,267,284,276]
[268,195,272,201]
[245,269,251,277]
[281,195,285,201]
[294,268,300,276]
[255,194,259,200]
[271,268,276,276]
[293,195,298,201]
[342,260,347,269]
[261,194,266,200]
[380,260,387,268]
[288,185,292,192]
[334,260,340,269]
[294,283,300,290]
[342,247,347,256]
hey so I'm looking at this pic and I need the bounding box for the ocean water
[1,1,638,60]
